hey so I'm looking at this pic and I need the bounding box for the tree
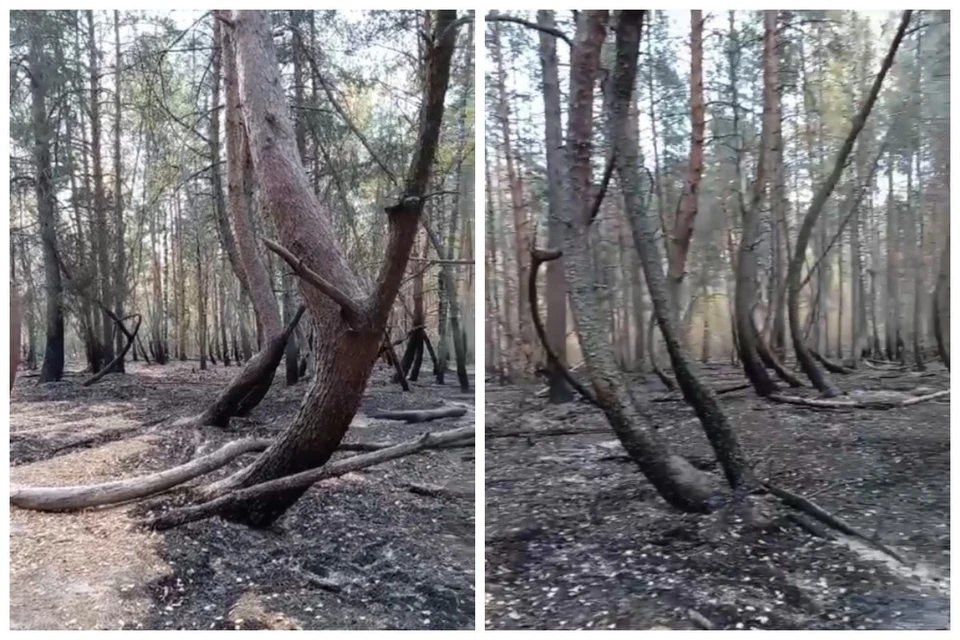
[26,12,65,383]
[206,9,458,527]
[537,10,572,404]
[786,11,912,396]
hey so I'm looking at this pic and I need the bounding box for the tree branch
[486,13,573,48]
[264,238,363,328]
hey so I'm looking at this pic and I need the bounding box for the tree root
[368,406,467,423]
[10,438,272,512]
[764,481,907,564]
[143,425,474,530]
[768,389,948,410]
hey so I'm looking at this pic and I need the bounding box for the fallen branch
[768,389,948,410]
[10,438,272,512]
[339,438,474,452]
[144,425,475,530]
[764,481,907,564]
[487,426,610,439]
[367,406,467,423]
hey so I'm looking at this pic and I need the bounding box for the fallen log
[487,426,610,439]
[339,438,474,452]
[768,389,948,410]
[144,425,475,530]
[368,406,467,423]
[10,438,272,512]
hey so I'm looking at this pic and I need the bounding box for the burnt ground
[485,361,950,630]
[10,360,475,630]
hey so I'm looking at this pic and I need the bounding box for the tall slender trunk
[29,12,65,382]
[112,10,126,372]
[88,10,116,367]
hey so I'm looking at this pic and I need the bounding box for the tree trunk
[491,16,533,374]
[735,12,779,397]
[29,13,65,383]
[611,11,751,495]
[537,10,573,403]
[88,10,116,370]
[211,10,457,527]
[666,10,705,324]
[112,10,127,373]
[933,236,949,368]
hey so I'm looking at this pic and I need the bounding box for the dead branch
[10,438,272,512]
[82,314,142,387]
[764,481,907,564]
[368,406,467,423]
[487,426,611,439]
[264,238,363,326]
[144,425,475,530]
[529,248,599,406]
[768,389,948,410]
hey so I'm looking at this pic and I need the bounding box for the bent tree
[553,10,720,512]
[207,9,459,527]
[786,11,912,396]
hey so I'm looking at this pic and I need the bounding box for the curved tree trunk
[538,10,573,404]
[201,18,288,425]
[735,12,780,397]
[560,11,721,513]
[787,11,911,397]
[933,236,949,368]
[208,10,457,528]
[611,11,751,495]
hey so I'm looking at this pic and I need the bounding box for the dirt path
[10,361,475,630]
[485,364,949,630]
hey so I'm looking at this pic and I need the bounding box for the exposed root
[143,425,475,530]
[10,438,271,512]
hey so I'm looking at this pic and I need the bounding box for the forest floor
[485,361,950,630]
[10,360,475,630]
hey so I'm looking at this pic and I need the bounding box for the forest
[484,10,949,630]
[9,10,475,630]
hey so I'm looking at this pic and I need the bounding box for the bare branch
[486,13,573,48]
[264,238,363,328]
